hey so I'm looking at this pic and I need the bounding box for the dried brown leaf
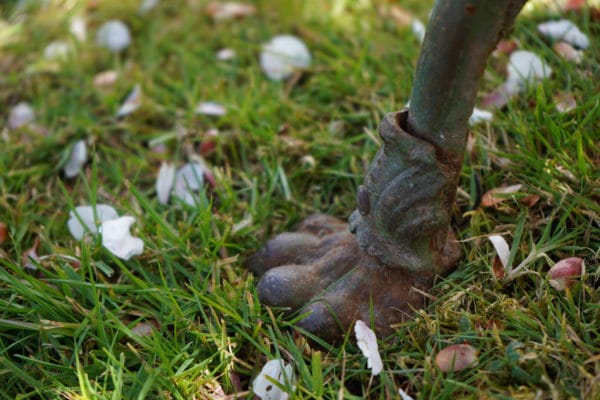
[520,193,541,208]
[0,223,7,245]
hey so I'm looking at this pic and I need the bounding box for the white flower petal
[260,35,311,81]
[174,163,205,206]
[101,216,144,260]
[8,102,35,130]
[216,48,236,60]
[116,84,142,118]
[252,359,295,400]
[63,140,88,178]
[139,0,160,14]
[354,320,383,376]
[68,204,119,240]
[469,107,493,126]
[537,19,589,49]
[96,20,131,52]
[507,50,552,89]
[398,389,415,400]
[70,17,87,42]
[156,162,175,204]
[44,41,70,60]
[195,101,227,116]
[411,18,426,43]
[488,235,510,269]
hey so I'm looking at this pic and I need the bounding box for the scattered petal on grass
[44,41,70,60]
[563,0,586,11]
[139,0,160,14]
[398,389,415,400]
[68,204,119,240]
[195,101,226,116]
[260,35,311,81]
[411,18,426,43]
[435,344,478,372]
[488,235,510,279]
[553,41,583,63]
[554,92,577,113]
[495,39,518,56]
[0,222,7,245]
[96,20,131,52]
[70,16,87,41]
[469,107,493,126]
[216,48,236,60]
[537,19,589,49]
[22,237,40,271]
[548,257,583,291]
[355,320,383,376]
[252,359,295,400]
[63,140,88,178]
[8,102,35,130]
[388,5,413,27]
[117,85,142,118]
[481,184,523,207]
[507,50,552,88]
[156,162,175,204]
[481,83,514,109]
[206,2,256,21]
[93,70,119,88]
[174,163,206,206]
[101,216,144,260]
[301,155,316,168]
[131,321,155,337]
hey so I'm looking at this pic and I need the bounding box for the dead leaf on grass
[0,222,8,245]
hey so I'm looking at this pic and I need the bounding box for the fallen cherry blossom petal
[22,237,40,271]
[481,184,523,207]
[195,101,226,116]
[563,0,586,11]
[93,70,119,88]
[252,359,295,400]
[63,140,88,178]
[131,321,155,337]
[507,50,552,89]
[216,48,236,60]
[398,389,415,400]
[44,41,70,60]
[101,216,144,260]
[553,41,583,63]
[260,35,311,81]
[355,320,383,376]
[206,2,256,21]
[520,194,541,207]
[388,5,413,27]
[116,85,142,118]
[537,19,589,49]
[139,0,160,14]
[481,83,515,109]
[0,223,7,245]
[68,204,119,240]
[548,257,583,291]
[554,92,577,113]
[469,107,493,126]
[488,235,510,279]
[96,20,131,52]
[435,344,478,372]
[411,18,426,43]
[8,102,35,130]
[156,162,175,204]
[174,163,206,206]
[495,39,518,56]
[70,16,87,41]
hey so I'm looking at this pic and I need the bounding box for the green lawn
[0,0,598,398]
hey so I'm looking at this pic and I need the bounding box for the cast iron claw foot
[246,110,462,342]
